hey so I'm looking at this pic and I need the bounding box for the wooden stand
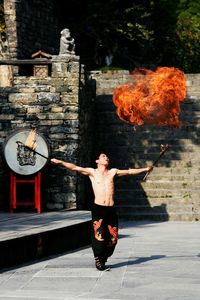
[10,172,41,213]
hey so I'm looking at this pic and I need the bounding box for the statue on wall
[59,28,75,55]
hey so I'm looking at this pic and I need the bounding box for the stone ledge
[0,211,91,269]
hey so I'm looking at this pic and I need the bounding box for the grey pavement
[0,221,200,300]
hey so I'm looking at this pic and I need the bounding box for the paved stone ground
[0,221,200,300]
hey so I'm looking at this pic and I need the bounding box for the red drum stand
[10,172,41,213]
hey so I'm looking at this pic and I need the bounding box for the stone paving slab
[0,221,200,300]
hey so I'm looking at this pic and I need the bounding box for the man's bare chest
[93,172,114,186]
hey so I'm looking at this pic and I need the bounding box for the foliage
[152,0,200,73]
[175,1,200,72]
[151,0,179,66]
[63,0,200,72]
[59,0,154,70]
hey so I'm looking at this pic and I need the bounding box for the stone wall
[0,55,95,211]
[90,71,200,221]
[4,0,60,59]
[3,0,17,59]
[0,65,199,220]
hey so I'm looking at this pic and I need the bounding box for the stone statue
[59,28,75,55]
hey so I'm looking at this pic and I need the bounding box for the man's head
[95,151,109,167]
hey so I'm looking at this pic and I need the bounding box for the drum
[4,129,50,175]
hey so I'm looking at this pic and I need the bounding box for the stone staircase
[115,165,200,221]
[92,71,200,221]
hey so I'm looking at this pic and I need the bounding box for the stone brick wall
[0,55,95,211]
[4,0,59,59]
[90,71,200,221]
[0,65,199,220]
[3,0,17,59]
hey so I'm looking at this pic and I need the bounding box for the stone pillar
[3,0,18,59]
[0,65,13,87]
[44,55,80,210]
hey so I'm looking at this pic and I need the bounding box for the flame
[25,128,37,150]
[113,67,186,127]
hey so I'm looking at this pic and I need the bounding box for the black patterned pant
[91,203,118,261]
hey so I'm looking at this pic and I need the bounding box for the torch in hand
[143,144,169,181]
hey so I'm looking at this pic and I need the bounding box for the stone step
[113,153,200,165]
[182,117,200,124]
[116,204,196,215]
[186,90,200,96]
[117,179,200,190]
[108,140,200,152]
[131,159,200,168]
[115,188,200,199]
[117,177,200,186]
[131,149,200,157]
[117,173,199,185]
[120,152,200,161]
[140,181,200,189]
[147,174,200,181]
[182,102,200,110]
[0,211,91,269]
[133,143,198,153]
[118,211,200,222]
[183,105,200,113]
[98,87,200,98]
[103,134,199,146]
[186,83,200,89]
[116,196,199,206]
[98,112,200,129]
[148,166,199,173]
[186,95,200,102]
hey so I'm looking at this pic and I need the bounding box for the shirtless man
[51,152,153,271]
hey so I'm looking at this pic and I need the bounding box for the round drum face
[4,129,49,175]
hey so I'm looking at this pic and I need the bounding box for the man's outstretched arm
[51,158,93,176]
[116,166,153,177]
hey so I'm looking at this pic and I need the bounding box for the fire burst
[113,67,186,128]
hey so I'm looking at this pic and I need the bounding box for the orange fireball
[113,67,186,127]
